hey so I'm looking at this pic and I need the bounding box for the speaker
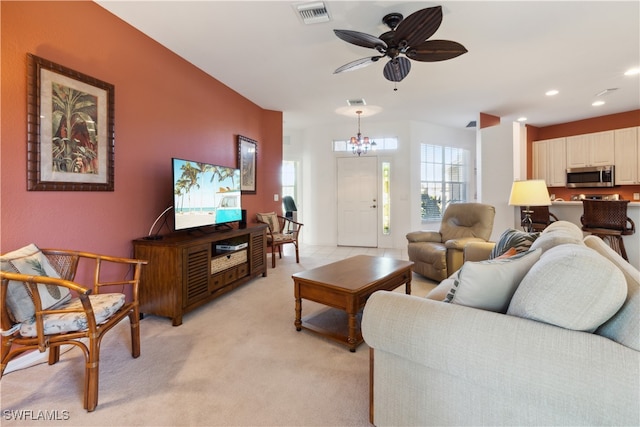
[239,209,247,229]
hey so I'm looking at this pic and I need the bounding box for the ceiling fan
[333,5,467,82]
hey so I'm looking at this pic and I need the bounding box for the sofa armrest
[362,291,639,425]
[406,231,441,243]
[463,241,495,261]
[444,237,486,250]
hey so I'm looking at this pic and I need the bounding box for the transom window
[333,137,398,152]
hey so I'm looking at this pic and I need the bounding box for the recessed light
[624,68,640,76]
[545,90,559,96]
[517,117,527,122]
[592,100,605,107]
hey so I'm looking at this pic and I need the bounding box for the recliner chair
[406,202,496,282]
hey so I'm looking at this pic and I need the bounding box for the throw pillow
[496,247,517,259]
[426,271,459,301]
[507,243,627,332]
[489,229,539,259]
[584,235,640,351]
[529,220,584,253]
[0,244,72,323]
[443,249,542,313]
[256,212,280,234]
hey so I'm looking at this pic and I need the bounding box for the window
[420,144,470,221]
[333,137,398,153]
[381,162,390,235]
[282,160,297,201]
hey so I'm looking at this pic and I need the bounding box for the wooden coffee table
[292,255,413,352]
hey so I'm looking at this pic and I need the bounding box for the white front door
[337,156,378,247]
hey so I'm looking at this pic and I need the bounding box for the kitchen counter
[548,201,639,269]
[551,200,640,206]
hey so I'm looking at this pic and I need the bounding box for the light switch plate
[634,193,640,201]
[274,194,279,201]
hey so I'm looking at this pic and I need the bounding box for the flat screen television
[172,157,242,231]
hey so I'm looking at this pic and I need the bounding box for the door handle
[370,205,377,208]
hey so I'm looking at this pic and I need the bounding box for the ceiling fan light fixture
[333,6,467,83]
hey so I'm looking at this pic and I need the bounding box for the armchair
[256,212,303,268]
[1,245,147,412]
[406,202,495,281]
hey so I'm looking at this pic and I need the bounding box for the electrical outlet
[634,193,640,201]
[550,194,555,201]
[274,194,279,201]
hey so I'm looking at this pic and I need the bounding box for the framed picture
[238,135,257,194]
[27,54,115,191]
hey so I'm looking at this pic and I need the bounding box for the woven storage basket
[581,200,630,230]
[211,250,247,274]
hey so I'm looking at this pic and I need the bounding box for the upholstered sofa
[363,221,639,426]
[406,202,495,282]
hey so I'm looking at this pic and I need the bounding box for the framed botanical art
[238,135,257,194]
[27,53,115,191]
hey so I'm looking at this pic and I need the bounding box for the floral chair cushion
[19,293,126,337]
[0,244,71,323]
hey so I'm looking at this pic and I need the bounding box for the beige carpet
[1,245,436,426]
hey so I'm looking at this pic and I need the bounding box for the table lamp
[509,180,552,232]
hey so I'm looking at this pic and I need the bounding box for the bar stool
[520,206,558,232]
[580,200,635,261]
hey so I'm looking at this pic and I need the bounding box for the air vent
[594,88,618,97]
[296,2,330,24]
[466,120,477,128]
[347,98,366,107]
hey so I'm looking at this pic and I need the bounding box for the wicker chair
[1,246,147,412]
[581,200,635,261]
[520,205,559,232]
[256,212,303,268]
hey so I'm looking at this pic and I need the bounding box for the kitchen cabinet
[566,131,615,168]
[614,127,639,185]
[532,137,566,186]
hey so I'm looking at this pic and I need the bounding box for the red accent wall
[526,110,640,201]
[479,113,501,129]
[1,1,283,257]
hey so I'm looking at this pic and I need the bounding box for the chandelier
[349,110,376,156]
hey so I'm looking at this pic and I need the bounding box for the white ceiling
[96,1,640,132]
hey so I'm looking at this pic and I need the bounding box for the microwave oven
[566,165,615,188]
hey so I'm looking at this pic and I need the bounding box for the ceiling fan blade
[334,56,382,74]
[406,40,468,62]
[334,29,387,51]
[392,6,443,49]
[383,57,411,82]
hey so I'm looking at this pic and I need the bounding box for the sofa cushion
[426,248,516,301]
[0,244,72,323]
[19,293,125,337]
[584,235,640,351]
[443,249,541,313]
[529,220,584,253]
[489,228,539,259]
[507,243,627,332]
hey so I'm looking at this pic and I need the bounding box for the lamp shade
[508,180,551,206]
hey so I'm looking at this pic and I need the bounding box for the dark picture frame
[238,135,257,194]
[27,54,115,191]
